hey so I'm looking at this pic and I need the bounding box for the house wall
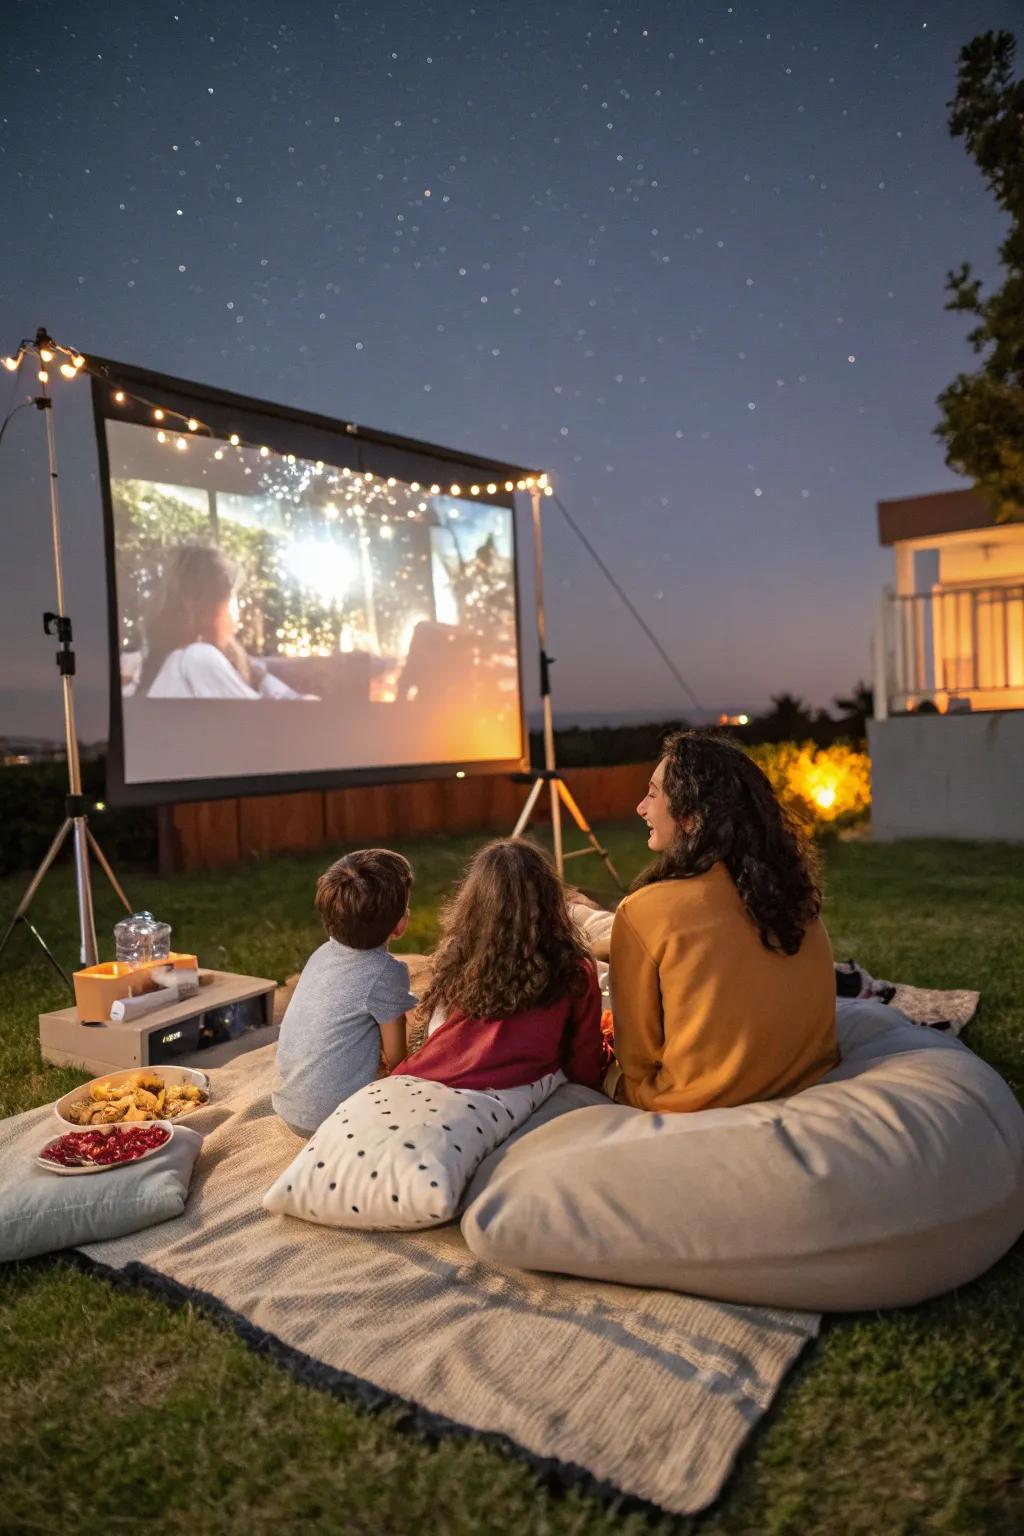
[893,523,1024,596]
[868,712,1024,842]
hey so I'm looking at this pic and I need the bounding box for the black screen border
[90,357,534,807]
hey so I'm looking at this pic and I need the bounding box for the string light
[18,334,555,508]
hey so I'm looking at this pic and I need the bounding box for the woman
[609,730,838,1112]
[141,545,307,700]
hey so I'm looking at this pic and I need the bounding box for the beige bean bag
[461,999,1024,1311]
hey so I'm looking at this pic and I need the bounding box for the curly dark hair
[415,838,592,1025]
[633,729,821,956]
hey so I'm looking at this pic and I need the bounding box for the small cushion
[262,1071,563,1231]
[461,1000,1024,1311]
[0,1123,204,1264]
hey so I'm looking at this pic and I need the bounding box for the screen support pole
[509,488,622,891]
[0,330,131,988]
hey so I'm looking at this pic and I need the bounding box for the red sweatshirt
[391,960,608,1092]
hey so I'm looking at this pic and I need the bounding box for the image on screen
[104,418,524,788]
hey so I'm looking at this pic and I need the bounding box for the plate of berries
[37,1122,173,1175]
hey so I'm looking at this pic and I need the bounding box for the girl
[390,838,607,1091]
[141,544,308,700]
[610,729,839,1113]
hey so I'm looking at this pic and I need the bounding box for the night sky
[0,0,1014,742]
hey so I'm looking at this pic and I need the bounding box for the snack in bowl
[38,1123,171,1171]
[62,1069,208,1126]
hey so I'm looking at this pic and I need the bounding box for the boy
[272,849,417,1137]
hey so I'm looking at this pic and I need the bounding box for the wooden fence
[157,763,648,875]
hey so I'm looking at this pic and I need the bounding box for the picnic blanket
[3,1043,819,1517]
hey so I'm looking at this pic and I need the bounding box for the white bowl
[37,1120,175,1175]
[54,1065,211,1132]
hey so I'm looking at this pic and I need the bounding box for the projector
[39,969,278,1075]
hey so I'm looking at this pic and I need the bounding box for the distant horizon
[0,687,853,753]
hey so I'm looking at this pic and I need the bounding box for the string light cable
[550,491,704,714]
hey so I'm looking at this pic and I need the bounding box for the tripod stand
[511,486,622,891]
[0,328,131,987]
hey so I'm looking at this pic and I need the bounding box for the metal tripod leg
[87,827,132,913]
[0,818,133,989]
[556,779,623,889]
[511,776,546,839]
[0,818,74,980]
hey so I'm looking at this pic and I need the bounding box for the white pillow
[262,1071,564,1231]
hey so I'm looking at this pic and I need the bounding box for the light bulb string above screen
[4,335,555,501]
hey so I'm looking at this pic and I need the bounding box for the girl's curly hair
[415,838,592,1026]
[633,729,821,956]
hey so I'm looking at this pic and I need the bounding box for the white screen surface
[105,419,523,786]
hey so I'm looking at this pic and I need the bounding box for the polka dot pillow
[262,1071,565,1231]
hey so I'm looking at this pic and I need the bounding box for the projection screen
[90,360,529,805]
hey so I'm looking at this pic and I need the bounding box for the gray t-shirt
[272,939,418,1135]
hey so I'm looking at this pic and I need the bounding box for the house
[869,488,1024,842]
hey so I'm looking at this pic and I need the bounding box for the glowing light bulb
[38,369,49,383]
[410,481,420,492]
[214,449,224,460]
[516,480,526,491]
[538,473,549,487]
[72,354,85,369]
[229,433,240,446]
[39,347,54,363]
[526,476,536,488]
[504,480,513,491]
[430,483,440,495]
[387,476,396,487]
[157,430,167,443]
[259,445,270,457]
[59,363,77,379]
[3,355,20,371]
[114,390,126,403]
[154,408,165,421]
[176,436,187,450]
[543,485,554,496]
[286,453,296,464]
[486,482,497,494]
[455,770,466,779]
[470,484,480,495]
[450,483,461,496]
[737,714,749,726]
[187,418,199,431]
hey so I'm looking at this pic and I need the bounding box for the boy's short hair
[315,849,413,950]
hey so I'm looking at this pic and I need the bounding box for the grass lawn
[1,825,1022,1535]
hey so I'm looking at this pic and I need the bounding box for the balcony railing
[874,582,1024,716]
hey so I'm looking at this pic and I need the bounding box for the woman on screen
[140,545,308,700]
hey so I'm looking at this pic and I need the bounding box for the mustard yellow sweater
[610,863,838,1113]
